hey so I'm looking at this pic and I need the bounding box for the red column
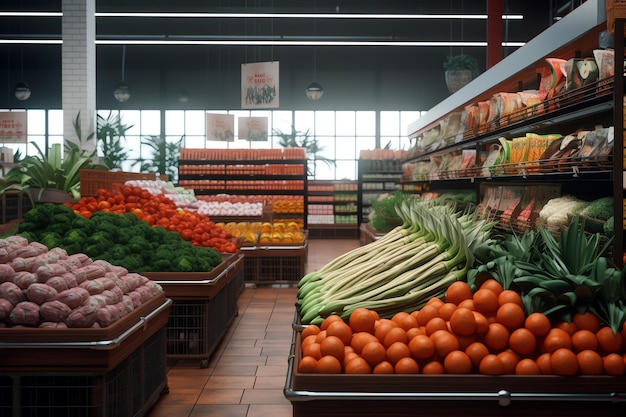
[487,0,503,68]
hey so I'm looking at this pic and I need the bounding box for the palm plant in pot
[443,54,480,94]
[273,125,335,178]
[133,134,183,182]
[96,111,132,170]
[0,113,106,203]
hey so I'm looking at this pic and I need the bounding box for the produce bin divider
[241,241,308,284]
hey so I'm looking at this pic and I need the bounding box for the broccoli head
[581,197,613,221]
[38,231,63,250]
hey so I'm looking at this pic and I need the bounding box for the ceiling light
[95,12,523,20]
[113,82,130,102]
[306,82,323,100]
[14,82,31,100]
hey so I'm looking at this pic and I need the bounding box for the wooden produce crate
[142,253,245,367]
[285,329,626,417]
[240,240,308,284]
[79,169,168,197]
[0,327,168,417]
[0,293,171,373]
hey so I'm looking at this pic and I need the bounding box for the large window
[3,109,425,181]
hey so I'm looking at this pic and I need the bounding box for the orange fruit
[315,355,342,373]
[431,330,460,358]
[473,288,500,315]
[524,312,551,337]
[325,320,353,346]
[386,341,411,365]
[456,334,480,350]
[298,355,318,373]
[383,326,409,348]
[458,298,475,310]
[449,307,477,336]
[421,360,445,374]
[344,356,372,374]
[550,348,578,376]
[361,341,387,367]
[515,358,542,375]
[408,334,436,360]
[542,328,572,354]
[320,335,345,361]
[479,354,504,375]
[374,319,399,343]
[438,303,458,321]
[444,350,473,374]
[572,311,601,333]
[349,308,376,334]
[576,349,604,375]
[301,324,321,340]
[372,360,394,374]
[315,330,327,344]
[554,320,578,336]
[320,315,344,331]
[482,322,510,351]
[472,311,489,335]
[445,281,473,306]
[496,302,526,331]
[480,279,504,295]
[497,350,520,374]
[465,341,490,369]
[406,327,423,341]
[393,311,419,331]
[424,317,448,336]
[394,357,420,374]
[350,331,378,354]
[603,353,626,376]
[509,328,537,356]
[596,326,624,355]
[342,351,360,368]
[497,289,523,307]
[571,329,599,353]
[416,305,440,327]
[302,341,322,360]
[426,297,445,308]
[536,352,552,375]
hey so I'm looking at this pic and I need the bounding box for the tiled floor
[146,238,361,417]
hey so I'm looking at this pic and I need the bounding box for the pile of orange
[298,279,626,375]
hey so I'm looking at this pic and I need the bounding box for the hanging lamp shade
[14,82,31,100]
[114,82,131,102]
[306,82,323,100]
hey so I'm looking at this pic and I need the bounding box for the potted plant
[0,113,106,203]
[96,111,133,170]
[443,54,480,94]
[273,125,335,178]
[133,134,183,181]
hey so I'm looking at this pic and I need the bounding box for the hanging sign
[206,113,235,142]
[238,117,268,142]
[241,61,279,109]
[0,111,27,143]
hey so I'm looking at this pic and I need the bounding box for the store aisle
[146,238,361,417]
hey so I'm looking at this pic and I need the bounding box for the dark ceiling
[0,1,572,112]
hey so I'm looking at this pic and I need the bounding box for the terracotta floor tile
[254,376,287,390]
[166,375,210,390]
[189,404,249,417]
[255,365,288,377]
[150,388,202,406]
[145,404,195,417]
[221,346,263,356]
[241,388,292,405]
[197,388,245,404]
[212,364,259,376]
[246,404,293,417]
[205,375,256,389]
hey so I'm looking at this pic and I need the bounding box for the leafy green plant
[97,111,132,169]
[133,134,183,181]
[1,113,105,202]
[443,54,480,79]
[273,125,335,178]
